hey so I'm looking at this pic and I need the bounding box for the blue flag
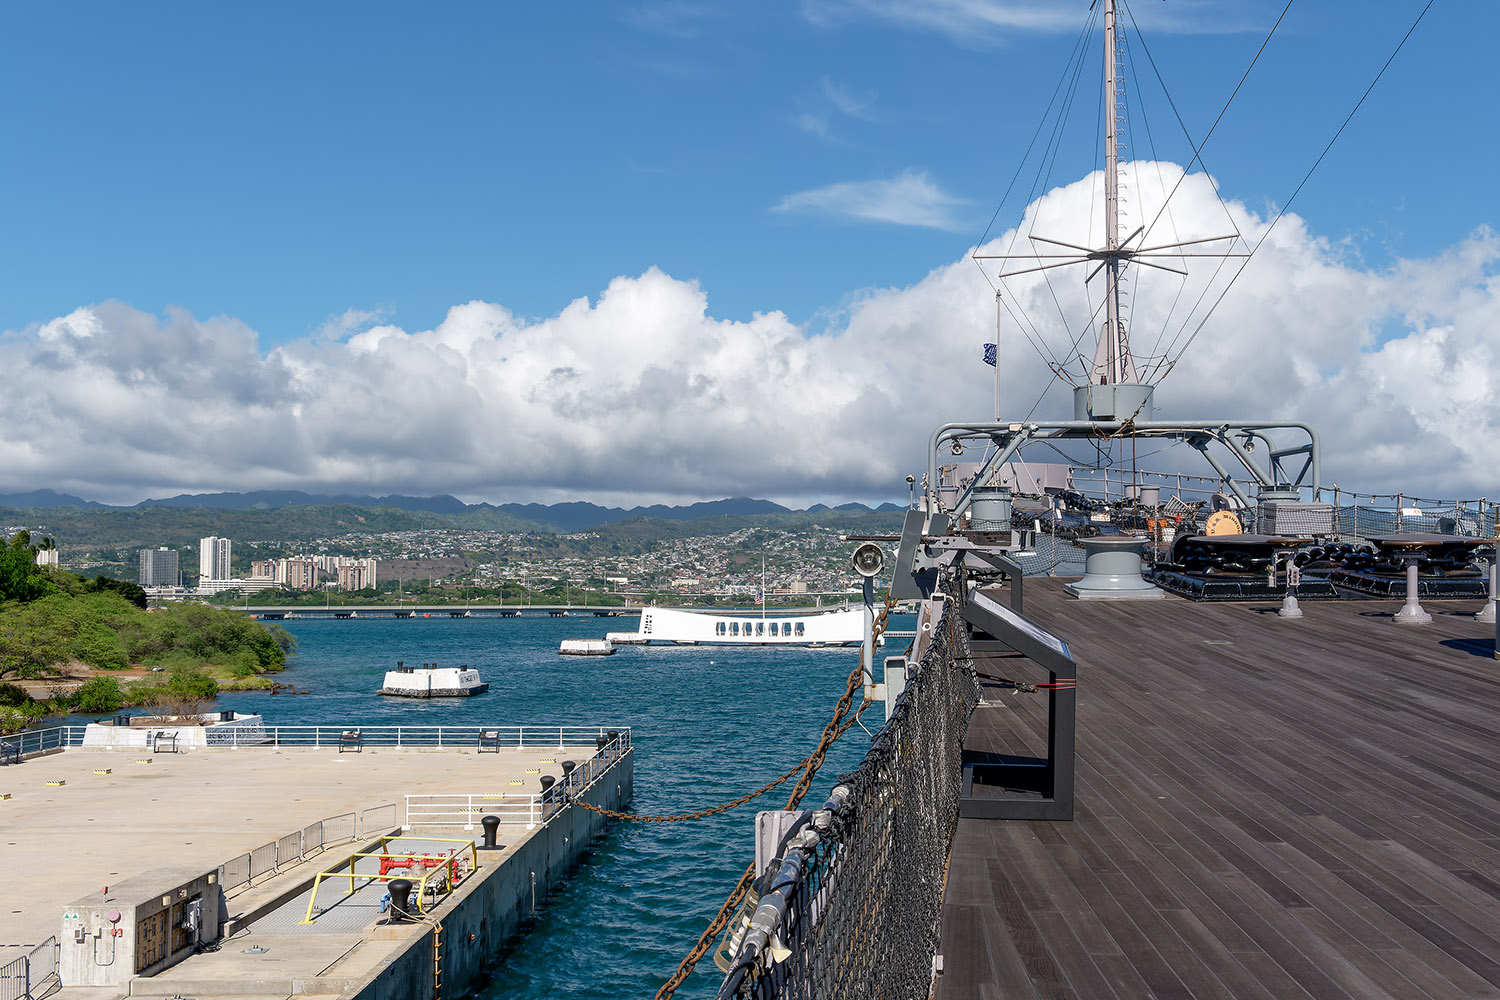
[983,343,997,367]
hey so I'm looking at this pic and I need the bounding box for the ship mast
[972,0,1243,420]
[1095,0,1137,386]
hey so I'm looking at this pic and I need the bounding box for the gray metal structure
[960,590,1076,821]
[928,416,1321,518]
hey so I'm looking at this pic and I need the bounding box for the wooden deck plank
[937,581,1500,999]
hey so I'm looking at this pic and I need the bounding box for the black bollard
[560,760,576,783]
[596,735,608,751]
[388,878,414,922]
[607,730,619,746]
[539,775,555,795]
[480,815,500,849]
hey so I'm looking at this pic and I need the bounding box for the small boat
[378,661,488,697]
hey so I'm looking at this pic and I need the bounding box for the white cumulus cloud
[0,162,1495,506]
[775,169,970,230]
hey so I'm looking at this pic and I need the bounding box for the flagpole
[994,291,1003,421]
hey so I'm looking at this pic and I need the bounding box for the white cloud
[801,0,1264,44]
[822,76,876,122]
[775,169,970,230]
[793,112,830,139]
[1,163,1496,506]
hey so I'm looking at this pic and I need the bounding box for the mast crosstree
[974,0,1245,406]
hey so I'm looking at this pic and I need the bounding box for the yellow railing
[299,839,481,925]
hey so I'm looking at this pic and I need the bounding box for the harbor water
[214,612,898,998]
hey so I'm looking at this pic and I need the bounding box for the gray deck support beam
[960,589,1076,821]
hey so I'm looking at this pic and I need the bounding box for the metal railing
[405,793,543,830]
[0,724,628,755]
[1065,467,1500,536]
[1317,490,1499,539]
[0,953,25,1000]
[0,727,79,756]
[0,937,58,1000]
[404,729,632,832]
[218,802,399,892]
[27,939,56,998]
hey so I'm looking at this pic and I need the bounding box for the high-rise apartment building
[199,536,232,581]
[336,558,377,591]
[139,547,180,587]
[285,558,320,590]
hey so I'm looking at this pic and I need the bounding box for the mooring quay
[0,723,632,1000]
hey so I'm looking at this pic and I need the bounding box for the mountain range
[0,489,902,534]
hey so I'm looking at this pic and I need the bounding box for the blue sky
[0,1,1496,506]
[1,0,1486,341]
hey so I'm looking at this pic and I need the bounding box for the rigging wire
[972,13,1098,255]
[1163,0,1436,369]
[1020,10,1103,373]
[1120,0,1250,248]
[987,4,1102,381]
[1117,0,1253,381]
[1116,7,1193,371]
[1131,0,1296,257]
[972,12,1100,378]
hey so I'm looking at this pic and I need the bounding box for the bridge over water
[245,604,643,620]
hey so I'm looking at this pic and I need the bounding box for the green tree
[0,531,56,603]
[73,676,124,714]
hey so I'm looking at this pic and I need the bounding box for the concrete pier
[0,728,632,1000]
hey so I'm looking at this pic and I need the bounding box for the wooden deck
[938,579,1500,1000]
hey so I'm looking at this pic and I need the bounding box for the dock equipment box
[60,866,222,987]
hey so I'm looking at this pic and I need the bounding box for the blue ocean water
[212,613,900,999]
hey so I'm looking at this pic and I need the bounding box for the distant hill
[0,489,111,510]
[491,497,797,532]
[0,490,900,530]
[135,490,472,514]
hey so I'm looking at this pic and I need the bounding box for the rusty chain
[575,697,877,824]
[651,592,900,1000]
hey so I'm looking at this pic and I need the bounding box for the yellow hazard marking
[93,768,112,775]
[540,759,556,764]
[45,780,66,787]
[508,780,524,786]
[134,758,152,764]
[525,768,540,774]
[0,792,11,800]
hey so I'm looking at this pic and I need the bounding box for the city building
[336,558,377,591]
[195,576,278,596]
[139,547,180,587]
[199,536,232,581]
[284,558,321,590]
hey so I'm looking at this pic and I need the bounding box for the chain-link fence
[716,592,978,999]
